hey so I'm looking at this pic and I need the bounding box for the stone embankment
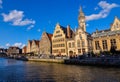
[28,58,64,63]
[64,57,120,67]
[2,54,120,67]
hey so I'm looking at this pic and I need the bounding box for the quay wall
[64,58,120,67]
[28,58,64,63]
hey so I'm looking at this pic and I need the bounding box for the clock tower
[78,7,86,31]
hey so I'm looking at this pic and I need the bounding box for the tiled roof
[9,46,20,49]
[92,30,120,38]
[60,25,67,36]
[23,46,27,49]
[34,40,39,46]
[60,25,74,38]
[28,40,32,46]
[92,29,110,34]
[46,32,53,41]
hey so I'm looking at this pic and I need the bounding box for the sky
[0,0,120,49]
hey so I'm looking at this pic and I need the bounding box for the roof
[23,46,27,49]
[9,46,20,49]
[92,30,120,38]
[59,25,74,38]
[60,25,67,36]
[34,40,39,46]
[28,40,32,46]
[92,29,110,34]
[46,32,53,41]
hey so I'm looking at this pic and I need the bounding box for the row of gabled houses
[23,7,120,57]
[0,47,22,55]
[22,32,53,55]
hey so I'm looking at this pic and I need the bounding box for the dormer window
[56,30,60,33]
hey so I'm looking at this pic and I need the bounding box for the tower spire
[79,6,84,17]
[78,6,86,32]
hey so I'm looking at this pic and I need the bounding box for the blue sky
[0,0,120,48]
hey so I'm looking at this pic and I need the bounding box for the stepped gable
[59,25,74,38]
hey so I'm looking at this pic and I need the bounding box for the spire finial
[80,6,82,12]
[56,22,60,25]
[79,6,84,17]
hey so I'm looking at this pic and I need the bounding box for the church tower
[78,7,86,31]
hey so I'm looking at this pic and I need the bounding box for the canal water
[0,58,120,82]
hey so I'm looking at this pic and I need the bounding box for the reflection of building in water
[92,17,120,53]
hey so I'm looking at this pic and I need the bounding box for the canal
[0,58,120,82]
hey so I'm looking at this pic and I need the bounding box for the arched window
[82,40,85,47]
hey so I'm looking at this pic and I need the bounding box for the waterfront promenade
[1,54,120,67]
[28,58,64,63]
[23,54,120,67]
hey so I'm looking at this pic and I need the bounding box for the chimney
[67,25,71,38]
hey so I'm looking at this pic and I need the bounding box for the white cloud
[21,44,26,48]
[6,43,10,47]
[13,42,25,48]
[5,42,25,48]
[1,10,35,28]
[94,7,99,10]
[0,0,2,8]
[37,29,41,32]
[27,25,34,30]
[86,1,119,21]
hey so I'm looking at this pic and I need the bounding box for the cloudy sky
[0,0,120,48]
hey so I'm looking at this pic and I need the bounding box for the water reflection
[0,58,120,82]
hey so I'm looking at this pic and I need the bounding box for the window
[61,49,65,53]
[77,40,80,47]
[53,50,58,53]
[56,30,60,33]
[69,43,71,48]
[95,41,100,50]
[110,39,117,48]
[102,40,108,50]
[82,40,85,47]
[54,34,62,38]
[78,49,81,53]
[72,42,75,48]
[82,48,85,54]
